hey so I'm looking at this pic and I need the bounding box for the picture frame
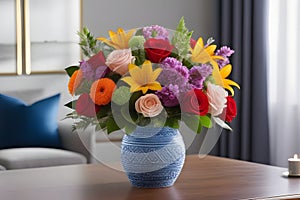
[24,0,82,74]
[0,0,22,75]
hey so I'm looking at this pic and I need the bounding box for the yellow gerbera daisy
[121,60,162,94]
[97,28,135,49]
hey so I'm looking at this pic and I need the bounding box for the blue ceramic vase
[121,126,186,188]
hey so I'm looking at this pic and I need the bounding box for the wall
[83,0,218,40]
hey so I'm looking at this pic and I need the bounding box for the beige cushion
[0,148,87,170]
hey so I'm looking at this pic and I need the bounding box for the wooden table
[1,155,300,200]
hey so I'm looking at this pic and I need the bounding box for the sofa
[0,84,97,171]
[0,119,96,170]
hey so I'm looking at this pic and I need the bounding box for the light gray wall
[83,0,218,40]
[0,0,217,120]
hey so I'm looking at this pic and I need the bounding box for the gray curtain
[209,0,270,164]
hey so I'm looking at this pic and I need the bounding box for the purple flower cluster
[80,61,110,81]
[216,46,235,68]
[143,25,169,40]
[156,84,180,107]
[189,64,212,89]
[156,57,191,105]
[157,57,189,87]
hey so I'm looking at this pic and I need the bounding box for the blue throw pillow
[0,93,62,149]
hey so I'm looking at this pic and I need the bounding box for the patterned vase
[121,126,186,188]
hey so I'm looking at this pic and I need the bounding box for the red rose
[87,51,106,70]
[182,89,209,116]
[144,38,173,63]
[225,96,237,122]
[190,38,197,49]
[76,93,100,117]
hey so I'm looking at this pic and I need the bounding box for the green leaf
[135,28,143,36]
[107,117,120,134]
[65,66,79,77]
[183,114,202,134]
[132,49,146,66]
[78,27,101,57]
[97,104,111,118]
[64,100,77,109]
[108,73,122,83]
[200,115,212,128]
[171,16,193,61]
[164,117,180,129]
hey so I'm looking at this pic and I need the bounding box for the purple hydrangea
[189,64,212,89]
[161,57,189,79]
[143,25,169,40]
[156,84,180,107]
[216,46,235,68]
[157,57,189,87]
[80,60,110,81]
[216,46,235,57]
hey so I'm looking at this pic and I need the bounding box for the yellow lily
[97,28,135,49]
[190,37,225,87]
[121,60,162,94]
[219,64,240,96]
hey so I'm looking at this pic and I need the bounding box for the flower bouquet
[65,17,239,188]
[65,17,239,133]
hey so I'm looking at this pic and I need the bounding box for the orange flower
[68,69,83,95]
[90,78,116,105]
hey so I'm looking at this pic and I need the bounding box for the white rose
[207,83,228,116]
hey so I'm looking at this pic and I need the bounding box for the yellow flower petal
[152,68,163,82]
[220,64,232,78]
[211,61,224,87]
[206,45,217,56]
[223,85,235,96]
[121,60,162,94]
[224,79,240,89]
[97,28,135,49]
[146,82,162,91]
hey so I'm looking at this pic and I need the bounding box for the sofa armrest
[58,119,96,163]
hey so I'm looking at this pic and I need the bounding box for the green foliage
[65,66,79,77]
[171,17,193,61]
[200,115,212,128]
[78,27,100,57]
[64,100,77,109]
[132,49,146,66]
[183,114,202,134]
[106,117,120,134]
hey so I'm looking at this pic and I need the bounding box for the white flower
[207,83,228,116]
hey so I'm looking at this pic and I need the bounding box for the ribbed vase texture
[121,126,186,188]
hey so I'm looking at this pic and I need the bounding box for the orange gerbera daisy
[90,78,116,105]
[68,69,83,95]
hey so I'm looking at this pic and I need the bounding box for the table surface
[1,155,300,200]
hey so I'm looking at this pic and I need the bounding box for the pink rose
[206,83,228,116]
[105,49,135,75]
[135,94,163,117]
